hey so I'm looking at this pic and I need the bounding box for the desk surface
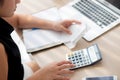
[16,0,120,80]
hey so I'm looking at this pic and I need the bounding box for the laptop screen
[106,0,120,9]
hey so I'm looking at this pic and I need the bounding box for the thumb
[61,25,72,34]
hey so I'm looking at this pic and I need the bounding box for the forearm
[16,14,55,30]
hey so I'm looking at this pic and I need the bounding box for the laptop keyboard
[72,0,119,28]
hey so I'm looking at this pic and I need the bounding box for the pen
[32,28,39,30]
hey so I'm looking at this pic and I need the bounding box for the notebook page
[23,29,62,52]
[61,23,86,48]
[23,7,86,52]
[23,7,62,52]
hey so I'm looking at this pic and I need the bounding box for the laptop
[59,0,120,41]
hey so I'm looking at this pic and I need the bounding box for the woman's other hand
[52,20,81,34]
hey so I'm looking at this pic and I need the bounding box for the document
[23,7,86,52]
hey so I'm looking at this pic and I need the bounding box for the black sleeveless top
[0,18,24,80]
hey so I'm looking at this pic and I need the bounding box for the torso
[0,18,24,80]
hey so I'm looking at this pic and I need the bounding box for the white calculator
[66,44,102,70]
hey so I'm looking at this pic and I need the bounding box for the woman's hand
[38,60,75,80]
[52,20,81,34]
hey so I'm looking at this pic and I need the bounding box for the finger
[71,20,81,24]
[63,20,81,25]
[61,20,72,27]
[57,61,72,66]
[63,21,73,27]
[58,69,74,75]
[61,25,72,34]
[58,64,75,70]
